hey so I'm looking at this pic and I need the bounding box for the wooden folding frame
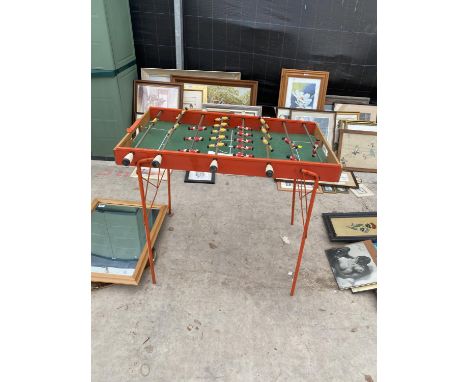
[91,198,168,285]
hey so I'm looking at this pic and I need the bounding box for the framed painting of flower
[278,69,329,111]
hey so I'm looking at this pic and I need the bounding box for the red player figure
[188,126,207,131]
[183,136,204,141]
[234,144,254,150]
[178,149,200,153]
[235,152,254,157]
[237,125,253,130]
[286,155,298,161]
[282,137,292,144]
[236,138,253,143]
[237,132,253,137]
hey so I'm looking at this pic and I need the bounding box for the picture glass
[184,83,251,105]
[339,132,377,171]
[326,241,377,289]
[285,77,322,109]
[277,108,291,119]
[188,171,213,181]
[290,110,334,145]
[136,84,180,112]
[183,90,204,109]
[330,216,377,237]
[91,204,158,276]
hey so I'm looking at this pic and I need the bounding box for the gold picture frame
[338,130,377,173]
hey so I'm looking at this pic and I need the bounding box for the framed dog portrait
[278,69,329,110]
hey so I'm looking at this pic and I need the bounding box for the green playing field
[132,121,327,162]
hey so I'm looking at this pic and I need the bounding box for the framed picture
[91,199,168,285]
[334,111,361,144]
[335,186,349,194]
[184,171,216,184]
[342,120,378,133]
[319,170,359,189]
[133,80,183,119]
[326,95,370,105]
[289,109,336,146]
[275,171,358,189]
[202,103,262,116]
[322,212,377,242]
[338,130,377,172]
[278,69,329,110]
[322,185,336,193]
[325,240,377,290]
[276,107,291,119]
[276,180,323,193]
[141,68,241,82]
[130,167,171,181]
[334,103,377,122]
[171,75,258,105]
[350,184,374,197]
[183,89,204,109]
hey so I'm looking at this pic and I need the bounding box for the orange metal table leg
[167,168,172,214]
[290,170,320,296]
[136,159,157,284]
[291,178,296,225]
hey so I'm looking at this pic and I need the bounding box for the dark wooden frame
[133,80,184,120]
[337,129,377,173]
[184,171,216,184]
[171,75,258,105]
[322,212,377,242]
[278,69,329,111]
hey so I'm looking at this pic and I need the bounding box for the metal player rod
[134,110,164,148]
[301,122,315,147]
[152,108,188,167]
[209,115,229,172]
[259,118,274,177]
[282,121,298,159]
[188,114,205,150]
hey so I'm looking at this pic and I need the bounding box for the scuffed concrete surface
[92,160,376,382]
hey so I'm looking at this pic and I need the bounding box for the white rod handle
[265,164,274,177]
[122,152,133,166]
[209,159,218,173]
[152,154,162,168]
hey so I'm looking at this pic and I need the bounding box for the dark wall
[129,0,377,105]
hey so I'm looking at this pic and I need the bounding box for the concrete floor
[91,160,377,382]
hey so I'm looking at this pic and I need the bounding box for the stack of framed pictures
[133,80,183,120]
[201,103,262,116]
[275,170,359,194]
[140,68,241,82]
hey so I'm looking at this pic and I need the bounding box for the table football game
[114,107,342,295]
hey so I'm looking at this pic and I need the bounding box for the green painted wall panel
[91,0,135,70]
[91,64,137,157]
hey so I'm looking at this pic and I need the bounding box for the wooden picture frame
[141,68,241,82]
[338,130,377,173]
[333,103,377,122]
[326,95,370,105]
[184,171,216,184]
[342,120,377,133]
[288,108,336,147]
[91,199,168,285]
[276,180,323,193]
[275,170,359,189]
[278,69,329,110]
[334,111,361,144]
[133,80,183,120]
[322,212,377,242]
[201,103,262,116]
[171,75,258,106]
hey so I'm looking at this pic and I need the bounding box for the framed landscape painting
[278,69,329,110]
[172,76,258,105]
